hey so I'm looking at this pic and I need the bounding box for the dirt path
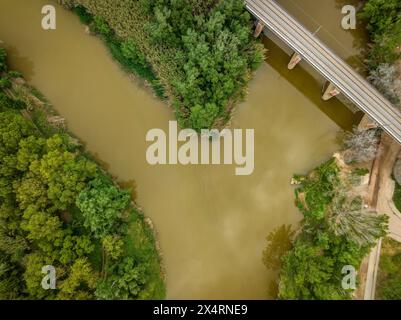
[375,133,401,241]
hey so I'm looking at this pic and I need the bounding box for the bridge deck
[246,0,401,143]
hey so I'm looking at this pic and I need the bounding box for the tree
[95,257,147,300]
[327,195,388,246]
[23,253,54,299]
[368,63,401,105]
[360,0,401,65]
[0,111,34,155]
[30,135,97,211]
[20,205,65,259]
[14,174,49,211]
[76,175,130,238]
[68,0,264,130]
[0,252,23,299]
[0,226,28,261]
[103,235,124,260]
[263,225,294,270]
[188,104,219,130]
[393,158,401,185]
[0,48,7,73]
[57,257,98,300]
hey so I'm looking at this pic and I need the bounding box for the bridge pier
[254,20,265,38]
[322,81,341,101]
[288,52,302,70]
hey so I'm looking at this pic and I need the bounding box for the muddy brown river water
[0,0,366,299]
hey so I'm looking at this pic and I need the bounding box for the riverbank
[0,47,165,299]
[275,127,388,300]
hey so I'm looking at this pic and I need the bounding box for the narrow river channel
[0,0,366,299]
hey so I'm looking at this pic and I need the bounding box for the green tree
[20,205,65,259]
[59,234,94,265]
[57,257,98,300]
[0,252,23,299]
[0,48,7,73]
[327,195,388,246]
[102,235,124,260]
[30,135,97,211]
[14,174,49,211]
[16,136,46,172]
[0,111,34,155]
[23,253,53,299]
[95,257,147,300]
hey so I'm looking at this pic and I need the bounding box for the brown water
[0,0,367,299]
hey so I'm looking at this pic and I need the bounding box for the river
[0,0,366,299]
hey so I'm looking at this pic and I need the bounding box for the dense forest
[0,48,164,299]
[59,0,265,130]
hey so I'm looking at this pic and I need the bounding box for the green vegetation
[0,48,164,300]
[75,6,166,98]
[377,237,401,300]
[61,0,264,130]
[275,159,388,300]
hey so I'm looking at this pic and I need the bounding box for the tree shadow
[263,224,295,299]
[262,37,363,130]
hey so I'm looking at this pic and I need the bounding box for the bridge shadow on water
[261,36,364,131]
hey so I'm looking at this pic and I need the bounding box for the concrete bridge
[246,0,401,144]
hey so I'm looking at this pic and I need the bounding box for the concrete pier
[322,81,340,101]
[254,20,265,38]
[288,52,302,70]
